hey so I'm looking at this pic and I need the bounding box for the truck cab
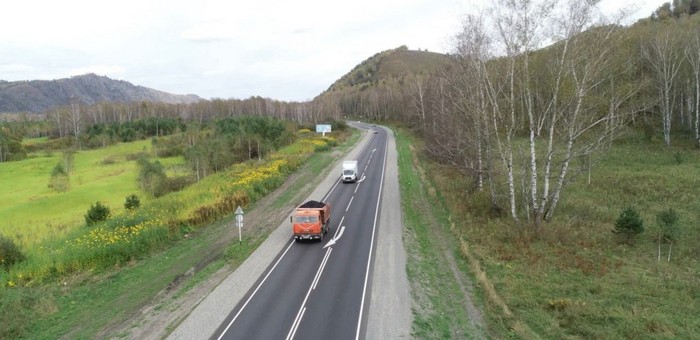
[292,200,331,241]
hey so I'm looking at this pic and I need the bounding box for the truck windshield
[343,170,355,176]
[294,216,318,223]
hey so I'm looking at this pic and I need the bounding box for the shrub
[137,157,167,197]
[85,201,111,225]
[613,206,644,244]
[158,176,194,197]
[124,194,141,210]
[101,156,117,165]
[673,151,683,165]
[48,163,70,192]
[656,208,679,242]
[656,207,680,261]
[0,235,26,271]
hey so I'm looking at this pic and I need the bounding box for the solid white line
[287,247,333,340]
[312,248,332,290]
[288,307,306,340]
[346,196,354,212]
[355,134,388,340]
[217,239,296,340]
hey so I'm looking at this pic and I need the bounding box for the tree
[685,27,700,147]
[446,0,639,225]
[137,157,167,197]
[0,125,26,162]
[48,163,70,192]
[0,235,26,271]
[641,28,685,146]
[656,208,679,262]
[613,206,644,245]
[67,98,84,149]
[124,194,141,211]
[85,201,111,225]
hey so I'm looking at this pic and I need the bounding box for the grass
[25,215,263,339]
[406,127,700,338]
[394,129,482,338]
[0,129,354,338]
[0,140,153,247]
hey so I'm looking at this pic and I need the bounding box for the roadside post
[235,206,244,244]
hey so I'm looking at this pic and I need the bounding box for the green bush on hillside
[137,157,167,197]
[48,163,70,192]
[85,202,111,226]
[613,206,644,244]
[0,235,26,271]
[656,208,679,242]
[124,194,141,211]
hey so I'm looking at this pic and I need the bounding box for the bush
[124,194,141,210]
[137,157,167,197]
[157,176,194,197]
[48,163,70,192]
[656,208,679,242]
[0,235,26,271]
[85,201,111,225]
[613,206,644,244]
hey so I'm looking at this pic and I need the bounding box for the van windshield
[294,216,318,223]
[343,170,355,176]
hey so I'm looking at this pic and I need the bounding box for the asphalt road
[168,124,411,340]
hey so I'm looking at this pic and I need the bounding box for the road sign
[234,206,244,244]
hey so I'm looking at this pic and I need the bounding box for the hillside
[0,74,202,114]
[325,46,451,93]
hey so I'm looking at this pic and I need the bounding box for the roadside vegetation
[396,124,700,338]
[0,117,350,338]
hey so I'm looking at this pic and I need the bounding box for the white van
[341,160,358,183]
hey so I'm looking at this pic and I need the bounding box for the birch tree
[642,28,685,146]
[448,0,639,225]
[67,99,83,149]
[685,28,700,146]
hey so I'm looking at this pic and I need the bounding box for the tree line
[4,0,699,226]
[315,1,700,225]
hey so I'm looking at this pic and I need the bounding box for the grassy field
[0,129,352,338]
[0,140,157,247]
[402,126,700,338]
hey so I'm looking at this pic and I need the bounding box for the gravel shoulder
[366,128,413,339]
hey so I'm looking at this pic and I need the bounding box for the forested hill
[0,73,202,114]
[324,46,451,93]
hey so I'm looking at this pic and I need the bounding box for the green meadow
[0,140,157,247]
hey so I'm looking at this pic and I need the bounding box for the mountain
[0,74,202,113]
[325,45,452,93]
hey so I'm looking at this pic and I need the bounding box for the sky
[1,0,666,102]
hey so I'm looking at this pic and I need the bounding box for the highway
[213,124,388,340]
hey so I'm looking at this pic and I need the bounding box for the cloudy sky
[1,0,665,101]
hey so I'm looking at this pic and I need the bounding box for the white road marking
[217,239,296,340]
[287,247,333,340]
[355,134,388,340]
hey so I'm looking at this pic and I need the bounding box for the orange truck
[291,200,331,241]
